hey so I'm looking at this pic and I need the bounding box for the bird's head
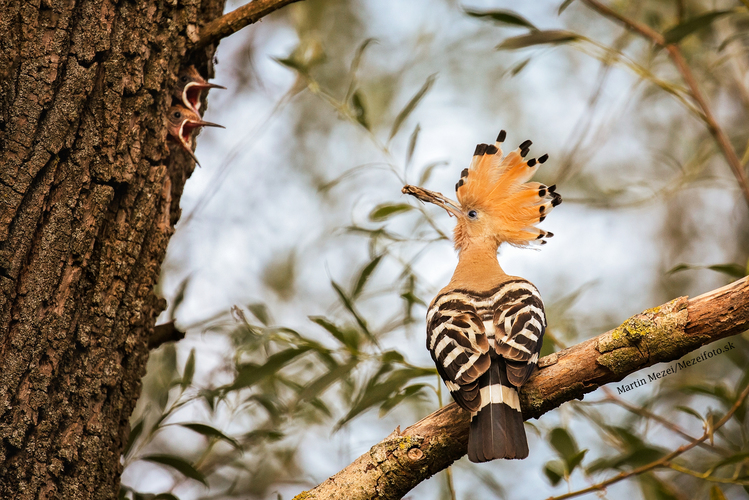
[166,105,225,167]
[403,130,561,253]
[175,65,226,113]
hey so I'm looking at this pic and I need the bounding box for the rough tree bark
[0,0,233,497]
[295,277,749,500]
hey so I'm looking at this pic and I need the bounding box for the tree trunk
[0,0,224,497]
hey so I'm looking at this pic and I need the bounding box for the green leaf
[639,473,680,500]
[178,423,240,449]
[566,448,588,473]
[509,57,531,76]
[709,486,728,500]
[544,459,566,485]
[369,203,414,222]
[247,303,271,326]
[154,494,181,500]
[273,56,305,73]
[330,280,374,345]
[418,160,448,185]
[389,74,437,142]
[230,347,311,390]
[464,8,538,30]
[181,348,195,390]
[170,277,190,320]
[663,10,733,45]
[681,383,733,406]
[381,350,405,364]
[309,316,360,352]
[141,454,208,486]
[378,383,429,417]
[352,255,384,299]
[707,263,747,278]
[666,262,746,278]
[336,365,434,429]
[346,38,378,101]
[298,359,359,402]
[242,428,284,445]
[124,419,144,457]
[616,447,667,469]
[558,0,576,14]
[497,30,580,50]
[665,263,693,275]
[675,405,704,422]
[719,31,749,52]
[352,90,369,130]
[707,451,749,474]
[549,427,578,460]
[405,124,420,166]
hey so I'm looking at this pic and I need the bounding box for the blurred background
[120,1,749,499]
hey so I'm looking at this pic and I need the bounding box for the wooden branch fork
[294,277,749,500]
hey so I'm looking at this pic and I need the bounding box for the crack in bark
[0,0,228,497]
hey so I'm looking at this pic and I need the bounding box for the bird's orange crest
[453,130,561,250]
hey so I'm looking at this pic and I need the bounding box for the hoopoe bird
[166,105,225,167]
[403,130,561,462]
[174,65,226,115]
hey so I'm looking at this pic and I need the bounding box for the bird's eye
[467,210,478,219]
[180,76,188,82]
[173,111,182,119]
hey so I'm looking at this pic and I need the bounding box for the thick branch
[149,321,186,350]
[295,277,749,500]
[195,0,303,50]
[580,0,749,208]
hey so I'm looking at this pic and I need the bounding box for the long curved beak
[197,83,226,91]
[402,184,463,218]
[193,119,225,129]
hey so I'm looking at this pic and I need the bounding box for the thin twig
[580,0,749,208]
[598,386,731,456]
[546,381,749,500]
[665,462,749,486]
[195,0,304,50]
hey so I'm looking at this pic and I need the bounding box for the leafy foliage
[124,1,749,499]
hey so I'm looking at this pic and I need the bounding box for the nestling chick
[166,105,225,167]
[174,65,226,115]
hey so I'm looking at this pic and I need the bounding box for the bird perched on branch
[166,105,225,167]
[403,130,561,462]
[174,65,226,115]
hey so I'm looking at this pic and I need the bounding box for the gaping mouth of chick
[179,122,194,147]
[185,84,202,111]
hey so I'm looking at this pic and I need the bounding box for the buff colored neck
[448,238,509,291]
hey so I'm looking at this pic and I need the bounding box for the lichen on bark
[597,296,691,374]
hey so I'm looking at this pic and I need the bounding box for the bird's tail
[467,357,528,462]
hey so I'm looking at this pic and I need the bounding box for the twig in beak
[402,184,463,218]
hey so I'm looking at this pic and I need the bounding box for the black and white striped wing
[492,282,546,387]
[426,299,490,412]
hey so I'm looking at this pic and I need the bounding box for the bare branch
[580,0,749,208]
[592,387,732,456]
[149,321,186,349]
[195,0,304,50]
[294,277,749,500]
[548,378,749,500]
